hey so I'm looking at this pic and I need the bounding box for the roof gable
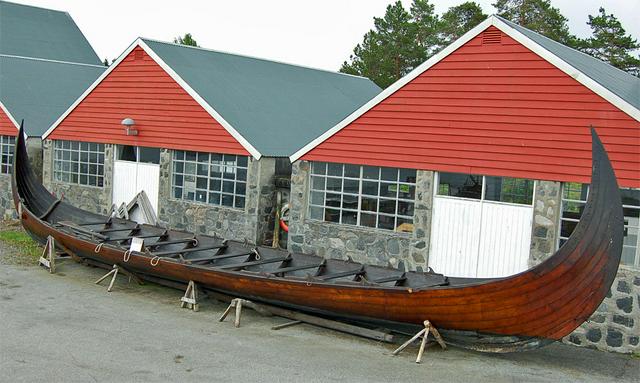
[291,15,640,162]
[142,39,381,157]
[0,0,101,65]
[0,55,104,136]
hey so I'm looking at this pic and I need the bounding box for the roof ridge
[0,53,106,68]
[0,0,68,15]
[494,14,640,82]
[140,37,373,81]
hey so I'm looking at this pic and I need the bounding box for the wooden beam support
[216,256,290,270]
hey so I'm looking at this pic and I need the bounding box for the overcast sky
[16,0,640,71]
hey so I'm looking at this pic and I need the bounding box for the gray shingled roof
[498,16,640,111]
[0,55,104,136]
[143,39,382,157]
[0,0,101,65]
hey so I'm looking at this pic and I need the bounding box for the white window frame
[307,162,417,232]
[53,140,105,187]
[559,183,639,268]
[433,172,536,207]
[114,145,160,165]
[0,135,15,175]
[171,150,248,210]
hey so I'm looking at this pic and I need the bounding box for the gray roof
[0,0,101,65]
[143,39,382,157]
[0,55,104,136]
[498,16,640,111]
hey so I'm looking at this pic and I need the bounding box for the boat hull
[12,125,623,352]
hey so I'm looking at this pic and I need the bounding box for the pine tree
[341,1,419,88]
[579,7,640,76]
[173,33,199,47]
[439,2,487,47]
[410,0,440,61]
[493,0,576,46]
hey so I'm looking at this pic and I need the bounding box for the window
[437,172,534,205]
[116,145,160,164]
[308,162,416,232]
[1,135,14,174]
[53,140,105,187]
[560,183,639,268]
[172,150,248,209]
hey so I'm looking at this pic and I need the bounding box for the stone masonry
[0,174,14,219]
[158,150,276,245]
[287,160,433,271]
[530,180,639,354]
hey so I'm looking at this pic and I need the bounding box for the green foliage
[493,0,576,46]
[578,7,640,76]
[0,230,42,260]
[341,1,421,88]
[439,2,487,47]
[173,33,199,47]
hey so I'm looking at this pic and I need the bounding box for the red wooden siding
[49,46,249,156]
[302,26,640,188]
[0,107,17,136]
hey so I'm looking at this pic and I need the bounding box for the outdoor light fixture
[121,117,138,136]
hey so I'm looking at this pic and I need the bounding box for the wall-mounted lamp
[121,117,138,136]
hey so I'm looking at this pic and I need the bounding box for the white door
[112,146,160,215]
[428,174,534,278]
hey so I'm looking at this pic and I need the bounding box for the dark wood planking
[12,125,623,345]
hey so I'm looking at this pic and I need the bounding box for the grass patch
[0,230,42,262]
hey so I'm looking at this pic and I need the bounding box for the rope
[94,243,104,253]
[150,256,160,267]
[123,250,132,262]
[252,249,261,260]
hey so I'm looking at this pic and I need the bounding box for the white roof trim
[290,15,640,162]
[42,39,141,140]
[0,100,20,130]
[0,53,106,68]
[42,38,263,159]
[138,40,262,159]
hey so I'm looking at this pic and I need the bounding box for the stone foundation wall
[287,161,433,271]
[42,139,114,215]
[157,150,276,245]
[565,267,639,353]
[0,174,15,219]
[530,180,639,354]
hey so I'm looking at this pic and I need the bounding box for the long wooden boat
[12,125,623,352]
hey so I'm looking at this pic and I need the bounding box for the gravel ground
[0,220,41,266]
[0,226,638,383]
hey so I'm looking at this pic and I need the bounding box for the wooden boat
[12,125,623,352]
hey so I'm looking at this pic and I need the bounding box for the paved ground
[1,258,638,383]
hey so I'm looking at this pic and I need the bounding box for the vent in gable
[482,30,502,45]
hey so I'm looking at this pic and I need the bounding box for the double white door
[112,146,160,217]
[428,197,533,278]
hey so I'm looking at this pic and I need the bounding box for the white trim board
[42,38,262,160]
[0,100,20,130]
[289,15,640,162]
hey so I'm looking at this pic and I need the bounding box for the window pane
[438,172,482,199]
[484,176,534,205]
[342,194,358,210]
[327,163,342,177]
[378,215,395,230]
[326,177,342,192]
[139,147,160,164]
[360,213,376,228]
[362,166,379,180]
[309,206,324,220]
[234,196,245,209]
[380,183,397,198]
[343,179,359,194]
[344,164,359,178]
[325,209,340,223]
[361,197,377,212]
[399,168,417,183]
[311,176,325,190]
[398,201,414,217]
[362,181,378,196]
[381,167,397,181]
[341,210,357,225]
[325,193,341,208]
[310,191,325,205]
[396,218,414,233]
[208,192,221,205]
[117,145,137,161]
[222,194,233,207]
[379,199,396,214]
[237,156,248,167]
[237,168,247,181]
[563,182,588,201]
[311,162,327,175]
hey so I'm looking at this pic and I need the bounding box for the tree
[410,0,440,61]
[579,8,640,76]
[439,2,487,46]
[493,0,576,46]
[341,1,420,88]
[173,33,199,47]
[102,58,109,66]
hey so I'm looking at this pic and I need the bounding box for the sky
[13,0,640,71]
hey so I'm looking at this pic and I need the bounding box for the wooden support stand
[38,235,56,273]
[392,320,446,363]
[94,264,144,292]
[180,280,199,311]
[218,298,251,327]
